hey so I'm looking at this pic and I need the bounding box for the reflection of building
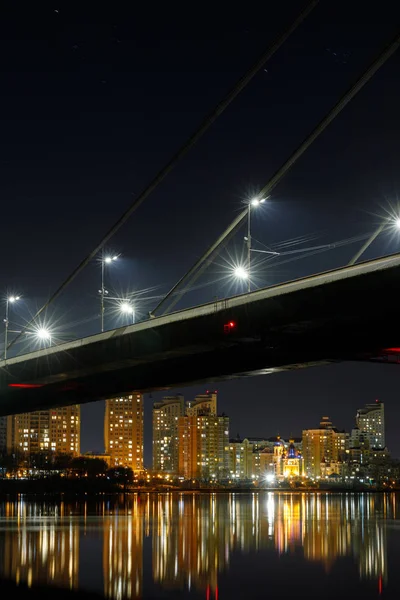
[7,406,80,456]
[104,393,144,472]
[153,395,184,473]
[151,493,231,595]
[103,505,143,599]
[228,437,254,480]
[356,400,385,449]
[0,493,389,596]
[0,515,79,589]
[302,416,348,478]
[178,415,229,481]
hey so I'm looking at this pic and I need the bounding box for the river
[0,492,398,599]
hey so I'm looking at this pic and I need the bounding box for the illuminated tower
[104,393,144,472]
[49,405,80,455]
[283,439,303,478]
[153,395,184,473]
[356,400,385,449]
[178,414,229,481]
[302,417,348,478]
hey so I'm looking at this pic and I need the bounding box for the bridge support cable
[152,30,400,316]
[5,1,319,356]
[348,223,386,265]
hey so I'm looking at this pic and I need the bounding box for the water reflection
[0,493,396,598]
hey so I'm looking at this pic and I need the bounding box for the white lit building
[356,400,385,449]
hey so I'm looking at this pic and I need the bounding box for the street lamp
[3,295,20,360]
[119,301,135,324]
[99,254,118,332]
[233,265,249,280]
[246,197,266,292]
[36,327,52,346]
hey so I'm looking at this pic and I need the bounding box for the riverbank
[0,479,399,496]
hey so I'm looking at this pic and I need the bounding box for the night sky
[1,3,400,463]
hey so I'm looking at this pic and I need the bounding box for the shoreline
[0,483,399,498]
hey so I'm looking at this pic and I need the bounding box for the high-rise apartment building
[153,395,184,473]
[0,417,7,453]
[49,406,80,455]
[356,400,385,449]
[104,393,144,472]
[178,414,229,481]
[227,438,254,480]
[186,392,217,417]
[302,416,348,479]
[6,406,80,456]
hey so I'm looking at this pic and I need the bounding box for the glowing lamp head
[250,197,266,207]
[395,217,400,230]
[265,473,275,483]
[36,328,51,341]
[8,296,20,303]
[120,302,134,315]
[234,266,249,280]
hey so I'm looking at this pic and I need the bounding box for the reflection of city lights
[1,494,388,593]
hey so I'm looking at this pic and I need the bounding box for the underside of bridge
[1,254,400,416]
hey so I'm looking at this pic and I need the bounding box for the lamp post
[4,296,20,360]
[246,198,266,292]
[100,255,118,332]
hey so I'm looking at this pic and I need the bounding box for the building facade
[0,417,7,453]
[104,393,144,472]
[228,438,254,480]
[6,406,80,456]
[178,415,229,481]
[282,439,303,478]
[49,405,80,455]
[356,401,385,449]
[302,417,348,479]
[153,395,184,473]
[186,393,217,417]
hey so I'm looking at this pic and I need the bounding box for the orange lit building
[178,415,229,481]
[6,406,80,456]
[104,393,144,472]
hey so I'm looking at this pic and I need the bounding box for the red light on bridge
[8,383,43,389]
[224,321,236,333]
[383,347,400,353]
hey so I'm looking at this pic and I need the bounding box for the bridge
[2,12,400,417]
[1,252,400,416]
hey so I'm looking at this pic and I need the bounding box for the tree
[70,456,108,478]
[107,467,134,487]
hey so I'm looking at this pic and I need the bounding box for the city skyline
[1,387,392,488]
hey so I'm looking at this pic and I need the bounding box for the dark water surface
[0,492,399,599]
